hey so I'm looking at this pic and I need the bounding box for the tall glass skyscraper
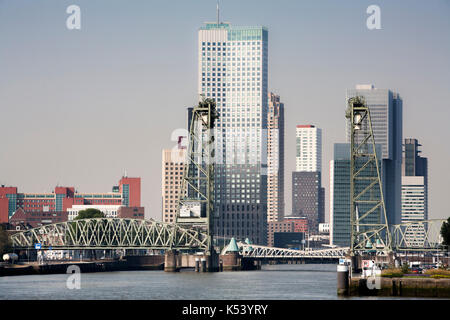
[346,85,403,226]
[198,23,268,245]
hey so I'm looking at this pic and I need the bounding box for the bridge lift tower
[176,97,219,269]
[346,96,392,257]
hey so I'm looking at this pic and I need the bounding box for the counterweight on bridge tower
[176,98,218,251]
[346,96,392,255]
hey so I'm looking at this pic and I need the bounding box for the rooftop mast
[217,0,220,25]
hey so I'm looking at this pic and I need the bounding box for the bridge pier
[164,250,180,272]
[164,250,220,272]
[220,251,240,271]
[200,258,207,272]
[337,264,350,295]
[207,249,220,272]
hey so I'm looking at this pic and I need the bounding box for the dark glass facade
[292,171,323,233]
[403,138,428,178]
[274,232,305,249]
[331,143,383,247]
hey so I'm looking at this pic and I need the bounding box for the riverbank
[347,276,450,298]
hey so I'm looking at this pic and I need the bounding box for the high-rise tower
[295,125,322,172]
[267,92,284,223]
[401,138,428,245]
[198,22,268,245]
[292,125,324,233]
[162,146,186,224]
[346,85,403,226]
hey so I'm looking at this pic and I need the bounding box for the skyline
[1,0,449,221]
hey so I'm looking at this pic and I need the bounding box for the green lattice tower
[176,97,218,254]
[346,96,392,255]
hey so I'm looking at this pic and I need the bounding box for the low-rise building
[9,207,68,230]
[67,205,122,220]
[117,206,145,219]
[284,216,308,233]
[0,175,141,224]
[267,220,294,247]
[319,223,330,234]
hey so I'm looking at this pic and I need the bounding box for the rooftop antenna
[216,0,220,25]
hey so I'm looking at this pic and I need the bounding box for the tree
[74,208,105,220]
[441,217,450,247]
[401,262,410,274]
[0,224,12,257]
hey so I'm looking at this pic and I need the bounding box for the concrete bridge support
[220,252,240,271]
[164,250,220,272]
[164,250,179,272]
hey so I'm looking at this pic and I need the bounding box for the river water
[0,264,428,300]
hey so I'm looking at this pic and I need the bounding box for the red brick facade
[0,176,141,223]
[117,206,145,219]
[9,207,68,229]
[284,217,309,233]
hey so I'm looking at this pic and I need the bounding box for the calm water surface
[0,264,430,300]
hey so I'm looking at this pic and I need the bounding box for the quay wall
[346,277,450,298]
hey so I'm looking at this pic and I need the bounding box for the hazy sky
[1,0,449,221]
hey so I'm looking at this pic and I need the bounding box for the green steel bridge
[10,218,446,259]
[9,96,447,261]
[10,218,209,251]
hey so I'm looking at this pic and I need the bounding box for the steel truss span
[11,218,209,250]
[392,219,446,251]
[237,243,349,259]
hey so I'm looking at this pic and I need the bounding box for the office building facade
[292,171,324,232]
[330,143,382,246]
[401,138,428,245]
[346,84,403,226]
[267,220,293,247]
[198,22,268,244]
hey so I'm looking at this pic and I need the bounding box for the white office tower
[198,22,268,244]
[401,176,426,222]
[401,138,428,247]
[401,176,427,246]
[295,125,322,172]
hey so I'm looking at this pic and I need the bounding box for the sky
[0,0,449,221]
